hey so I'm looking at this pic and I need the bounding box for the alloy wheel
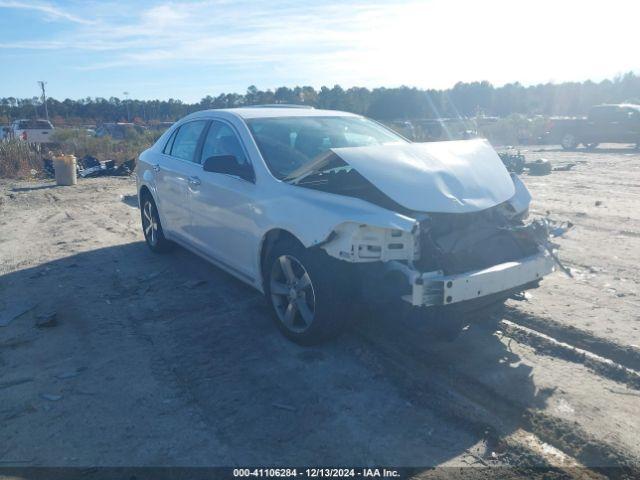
[142,200,158,246]
[270,255,316,333]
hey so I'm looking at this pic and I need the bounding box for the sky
[0,0,638,102]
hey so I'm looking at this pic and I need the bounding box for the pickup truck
[547,104,640,150]
[11,119,55,144]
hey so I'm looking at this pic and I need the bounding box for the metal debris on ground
[498,151,526,174]
[526,158,552,176]
[42,156,136,179]
[553,163,576,171]
[547,219,574,238]
[499,151,561,176]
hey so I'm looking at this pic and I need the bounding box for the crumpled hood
[330,139,515,213]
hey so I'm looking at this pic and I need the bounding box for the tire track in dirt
[353,316,639,476]
[503,306,640,372]
[82,204,141,239]
[499,319,640,390]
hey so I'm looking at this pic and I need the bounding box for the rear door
[189,120,258,278]
[620,107,640,143]
[589,106,627,143]
[154,120,208,241]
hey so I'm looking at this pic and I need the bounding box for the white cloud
[1,0,638,96]
[0,0,93,24]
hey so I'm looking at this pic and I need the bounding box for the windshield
[246,116,407,179]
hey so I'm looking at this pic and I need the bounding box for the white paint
[320,222,416,263]
[508,174,532,215]
[333,139,515,213]
[137,108,539,297]
[410,252,555,306]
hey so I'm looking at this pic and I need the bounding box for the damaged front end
[290,140,565,311]
[318,204,559,310]
[400,213,558,308]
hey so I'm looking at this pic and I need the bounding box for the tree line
[1,72,639,126]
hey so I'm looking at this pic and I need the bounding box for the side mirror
[203,155,254,181]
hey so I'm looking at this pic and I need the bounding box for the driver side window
[201,121,248,166]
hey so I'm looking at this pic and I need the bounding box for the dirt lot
[1,145,639,476]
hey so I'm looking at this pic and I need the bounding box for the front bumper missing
[403,251,555,307]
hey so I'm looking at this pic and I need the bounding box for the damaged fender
[507,173,532,216]
[319,222,417,262]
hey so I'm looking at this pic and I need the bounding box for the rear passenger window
[163,129,178,154]
[169,121,207,162]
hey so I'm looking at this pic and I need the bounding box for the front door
[189,120,258,279]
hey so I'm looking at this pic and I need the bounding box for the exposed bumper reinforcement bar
[401,251,555,307]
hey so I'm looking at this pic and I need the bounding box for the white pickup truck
[11,119,55,143]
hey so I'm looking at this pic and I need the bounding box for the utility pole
[123,91,130,122]
[37,81,49,122]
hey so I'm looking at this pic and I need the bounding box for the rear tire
[140,194,173,253]
[264,238,351,345]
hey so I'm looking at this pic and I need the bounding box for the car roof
[183,107,359,122]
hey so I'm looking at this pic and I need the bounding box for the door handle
[188,176,201,186]
[153,164,161,172]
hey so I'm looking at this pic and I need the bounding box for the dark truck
[547,104,640,150]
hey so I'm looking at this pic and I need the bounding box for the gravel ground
[0,145,639,474]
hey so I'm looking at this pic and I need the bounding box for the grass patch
[0,128,165,179]
[0,140,45,179]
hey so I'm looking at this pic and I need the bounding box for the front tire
[561,133,578,150]
[140,195,173,253]
[264,238,351,345]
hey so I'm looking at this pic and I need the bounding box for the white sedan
[136,106,555,344]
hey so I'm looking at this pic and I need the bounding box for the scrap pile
[43,155,136,178]
[498,151,526,174]
[498,150,574,176]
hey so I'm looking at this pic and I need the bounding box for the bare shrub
[52,128,162,163]
[0,140,44,178]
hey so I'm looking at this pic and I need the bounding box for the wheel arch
[258,228,306,291]
[138,183,170,233]
[138,184,153,205]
